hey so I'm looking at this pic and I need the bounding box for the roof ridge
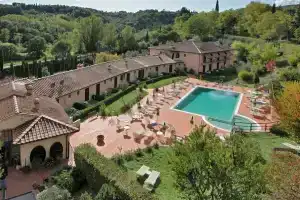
[13,115,42,144]
[132,58,148,67]
[13,115,78,145]
[192,41,202,54]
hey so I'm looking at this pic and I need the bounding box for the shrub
[111,154,124,166]
[95,183,118,200]
[37,185,71,200]
[288,54,299,67]
[145,146,153,154]
[92,94,106,101]
[65,107,78,116]
[153,143,159,149]
[73,102,88,110]
[73,85,137,121]
[278,68,300,81]
[135,148,143,157]
[123,151,135,161]
[111,88,119,94]
[253,72,260,84]
[75,144,154,200]
[238,70,254,83]
[79,192,93,200]
[270,124,289,137]
[188,68,195,75]
[52,170,75,193]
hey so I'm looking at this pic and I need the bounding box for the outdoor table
[144,170,160,191]
[136,165,150,177]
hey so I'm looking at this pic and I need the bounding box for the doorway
[85,88,89,101]
[114,77,118,88]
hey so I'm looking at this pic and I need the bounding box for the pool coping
[170,85,261,132]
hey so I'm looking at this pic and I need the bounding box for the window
[172,53,175,59]
[217,57,219,61]
[210,58,212,62]
[56,98,59,103]
[104,80,106,84]
[175,53,180,58]
[204,56,206,62]
[184,54,186,57]
[77,91,80,95]
[156,67,159,72]
[120,74,124,81]
[68,94,71,98]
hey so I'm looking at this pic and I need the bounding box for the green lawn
[147,76,186,89]
[123,147,183,200]
[107,89,148,115]
[243,132,294,161]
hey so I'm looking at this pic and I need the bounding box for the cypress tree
[272,3,276,14]
[145,31,149,42]
[0,50,3,73]
[10,62,14,79]
[215,0,219,12]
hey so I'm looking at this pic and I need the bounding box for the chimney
[25,84,33,96]
[108,65,112,72]
[125,60,128,69]
[50,82,55,88]
[32,98,40,112]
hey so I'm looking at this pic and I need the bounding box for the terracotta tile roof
[13,115,78,145]
[32,55,177,98]
[133,54,176,66]
[32,62,124,98]
[0,81,71,130]
[149,41,232,54]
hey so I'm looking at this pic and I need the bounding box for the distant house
[149,41,234,75]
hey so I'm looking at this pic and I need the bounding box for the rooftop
[149,41,232,54]
[32,54,176,98]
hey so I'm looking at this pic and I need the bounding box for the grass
[243,132,294,162]
[106,89,148,115]
[123,147,183,200]
[147,76,186,89]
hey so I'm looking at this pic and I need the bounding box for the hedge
[74,144,156,200]
[72,85,137,121]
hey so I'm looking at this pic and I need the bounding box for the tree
[275,81,300,142]
[42,67,50,77]
[171,126,266,200]
[103,23,117,52]
[294,27,300,43]
[27,36,46,58]
[37,185,71,200]
[215,0,219,12]
[118,26,137,53]
[95,183,118,200]
[185,12,215,40]
[78,15,104,52]
[265,152,300,200]
[231,41,250,62]
[51,41,72,58]
[216,9,239,35]
[0,43,17,61]
[145,31,149,42]
[0,28,10,43]
[272,3,276,14]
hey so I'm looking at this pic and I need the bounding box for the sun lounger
[282,143,300,152]
[143,171,160,191]
[136,165,151,177]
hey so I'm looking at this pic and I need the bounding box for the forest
[0,2,300,66]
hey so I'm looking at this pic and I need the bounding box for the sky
[0,0,298,12]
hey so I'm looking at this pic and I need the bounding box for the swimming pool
[173,87,259,131]
[174,87,241,121]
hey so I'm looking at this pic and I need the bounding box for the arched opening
[50,142,63,160]
[30,146,46,165]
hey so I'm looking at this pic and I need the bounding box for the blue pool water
[174,87,240,121]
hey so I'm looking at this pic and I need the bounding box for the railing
[208,117,279,133]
